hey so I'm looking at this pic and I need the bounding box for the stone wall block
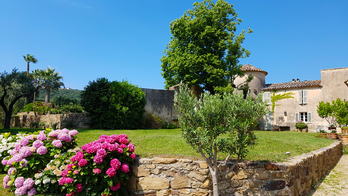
[133,166,151,177]
[171,176,191,189]
[137,177,170,191]
[188,171,206,182]
[152,158,177,164]
[232,170,252,180]
[252,168,270,180]
[156,190,171,196]
[199,161,208,169]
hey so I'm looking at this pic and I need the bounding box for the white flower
[51,179,57,184]
[35,180,41,185]
[43,178,50,184]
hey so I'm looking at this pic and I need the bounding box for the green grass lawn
[1,128,334,162]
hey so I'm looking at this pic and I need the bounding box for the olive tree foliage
[174,85,268,195]
[81,78,146,129]
[317,98,348,127]
[0,68,41,129]
[161,0,252,96]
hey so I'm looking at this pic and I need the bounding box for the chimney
[292,79,295,82]
[297,78,300,82]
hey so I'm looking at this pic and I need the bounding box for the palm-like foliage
[23,54,38,76]
[36,67,64,103]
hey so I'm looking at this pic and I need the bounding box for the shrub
[1,128,78,195]
[81,78,146,129]
[52,96,79,107]
[23,103,34,113]
[37,134,136,195]
[295,121,308,129]
[33,101,51,115]
[161,123,177,129]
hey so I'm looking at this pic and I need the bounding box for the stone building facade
[235,65,348,132]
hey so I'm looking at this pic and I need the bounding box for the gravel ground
[308,155,348,196]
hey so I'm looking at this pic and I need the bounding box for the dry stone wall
[129,141,342,196]
[11,113,89,129]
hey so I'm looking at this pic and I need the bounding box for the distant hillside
[36,89,82,102]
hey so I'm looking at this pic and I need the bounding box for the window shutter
[295,112,299,122]
[264,92,271,104]
[303,90,308,104]
[299,90,303,104]
[308,112,312,123]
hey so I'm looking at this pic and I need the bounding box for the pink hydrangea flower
[3,181,9,189]
[37,146,48,155]
[58,133,71,143]
[37,133,47,141]
[3,175,10,183]
[19,146,32,157]
[69,130,79,136]
[117,148,123,154]
[15,177,25,188]
[110,158,121,170]
[76,184,82,192]
[15,144,21,151]
[8,167,17,175]
[93,168,101,174]
[62,170,69,177]
[86,146,97,154]
[66,193,75,196]
[93,155,103,164]
[28,188,37,196]
[67,164,76,170]
[14,186,27,195]
[107,144,117,152]
[106,167,116,177]
[23,178,34,189]
[73,170,79,175]
[12,153,23,162]
[119,137,129,144]
[61,128,70,134]
[106,137,116,143]
[130,153,136,159]
[78,159,88,167]
[6,158,14,166]
[110,182,121,191]
[33,140,44,148]
[97,149,107,158]
[119,144,127,149]
[73,151,84,162]
[128,143,135,152]
[99,135,108,142]
[121,163,129,173]
[52,140,63,148]
[10,149,17,155]
[19,138,29,146]
[1,158,8,165]
[59,177,74,185]
[25,135,34,140]
[48,131,59,137]
[20,159,28,167]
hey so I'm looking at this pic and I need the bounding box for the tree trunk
[27,62,30,76]
[209,166,219,196]
[4,111,12,129]
[33,91,36,103]
[45,88,50,103]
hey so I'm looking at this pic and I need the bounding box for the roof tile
[263,80,322,91]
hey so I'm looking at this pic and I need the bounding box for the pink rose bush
[37,134,136,196]
[1,128,78,195]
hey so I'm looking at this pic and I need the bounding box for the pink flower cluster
[59,177,74,185]
[3,176,36,196]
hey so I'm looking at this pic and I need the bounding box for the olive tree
[174,85,268,195]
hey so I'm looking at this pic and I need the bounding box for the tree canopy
[0,68,41,129]
[161,0,252,94]
[33,67,64,103]
[23,54,38,76]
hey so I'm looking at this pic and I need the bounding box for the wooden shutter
[295,112,299,122]
[303,90,308,104]
[308,112,312,123]
[264,92,271,104]
[299,90,303,104]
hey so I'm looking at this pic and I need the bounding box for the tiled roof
[263,80,322,91]
[241,64,268,75]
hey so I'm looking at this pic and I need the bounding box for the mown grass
[1,128,334,162]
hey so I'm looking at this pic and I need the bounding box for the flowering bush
[38,134,136,196]
[1,128,78,195]
[295,121,308,129]
[0,132,32,172]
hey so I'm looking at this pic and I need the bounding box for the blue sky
[1,0,347,90]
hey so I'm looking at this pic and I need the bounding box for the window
[295,112,312,123]
[299,90,308,104]
[254,89,258,96]
[263,92,271,104]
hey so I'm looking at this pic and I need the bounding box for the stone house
[235,64,348,132]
